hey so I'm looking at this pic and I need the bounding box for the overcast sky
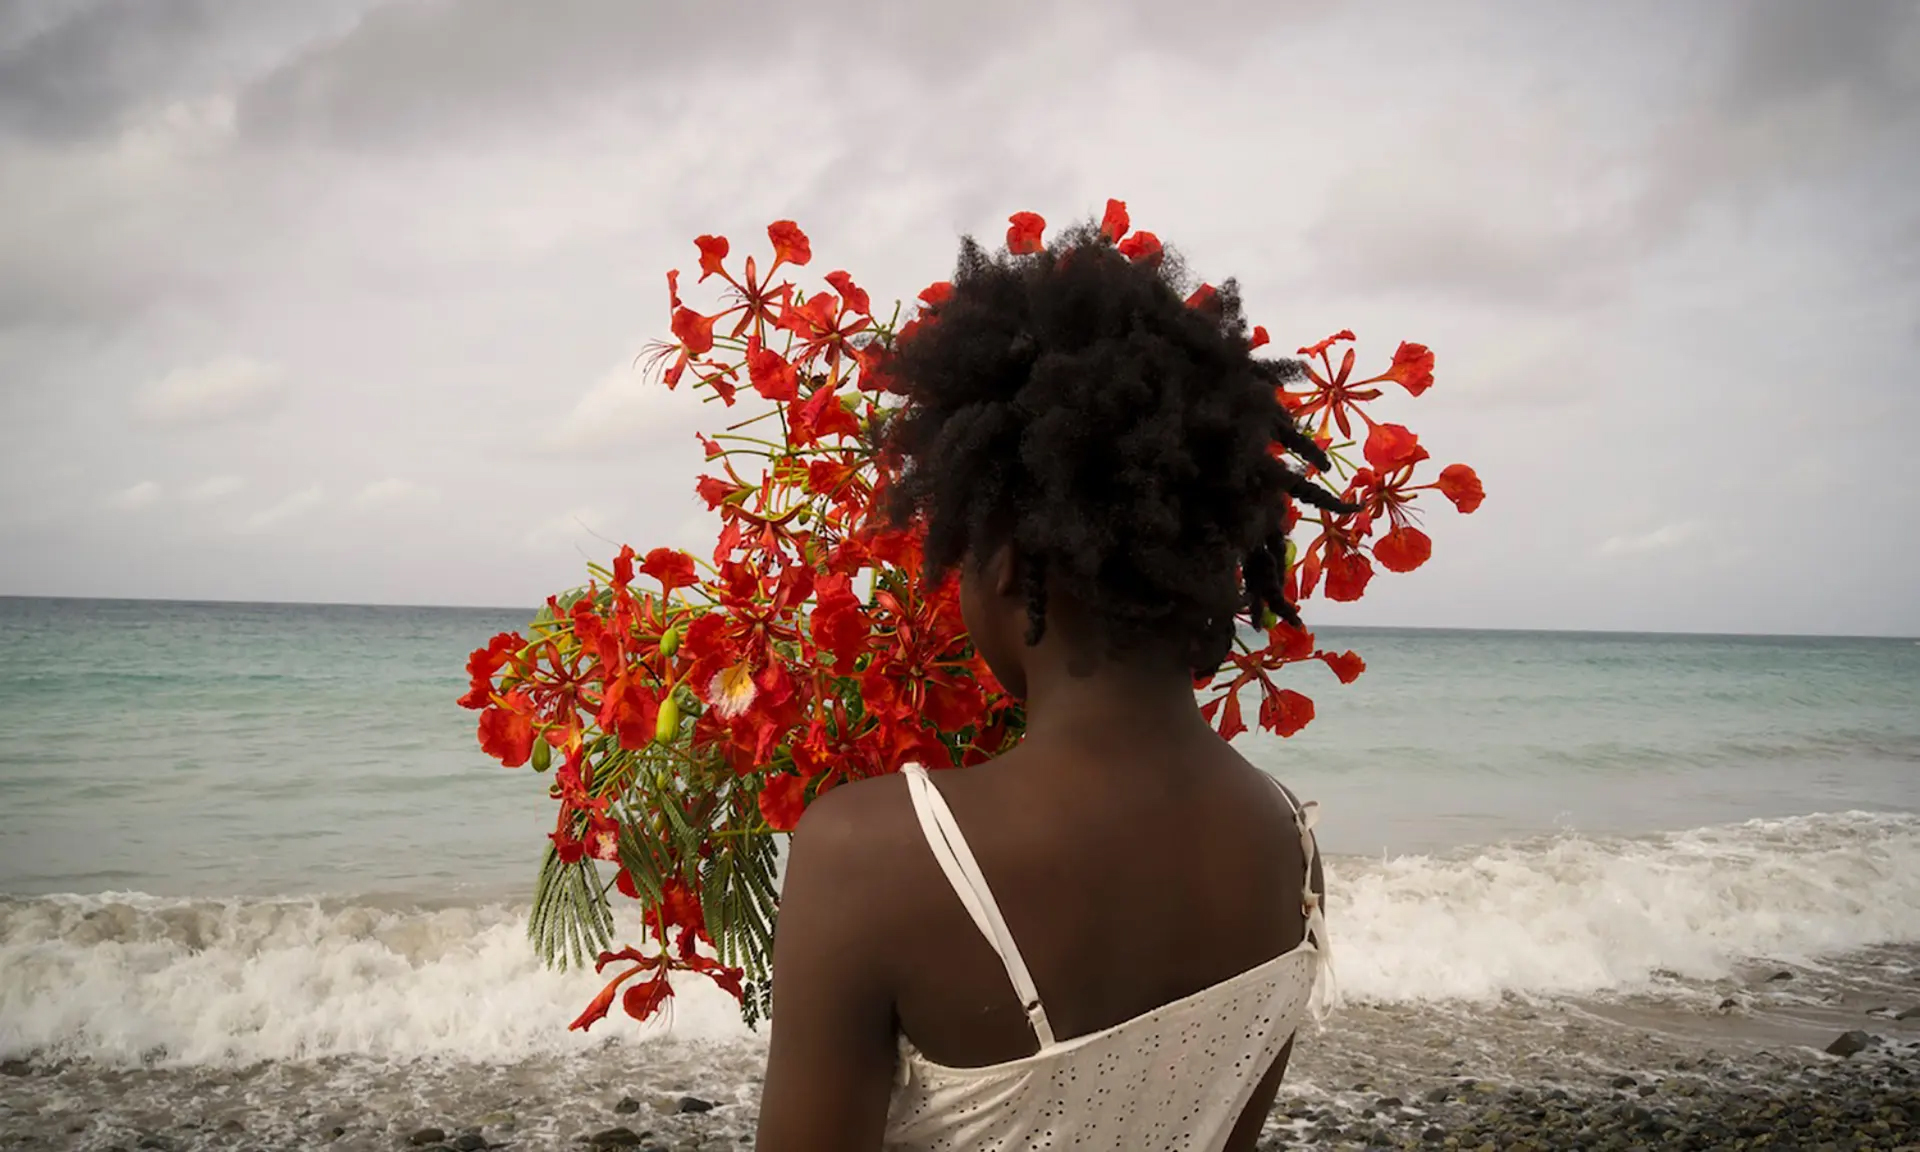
[1,0,1916,635]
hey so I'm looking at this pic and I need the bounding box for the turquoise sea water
[1,595,1917,1075]
[0,597,1912,900]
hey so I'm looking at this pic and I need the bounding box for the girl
[756,223,1338,1151]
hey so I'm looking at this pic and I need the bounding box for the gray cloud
[1,0,1915,633]
[134,355,286,426]
[232,0,1310,149]
[1295,0,1920,308]
[0,0,367,141]
[1720,0,1920,114]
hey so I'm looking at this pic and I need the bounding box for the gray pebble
[1826,1031,1878,1059]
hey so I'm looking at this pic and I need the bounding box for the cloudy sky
[2,0,1916,635]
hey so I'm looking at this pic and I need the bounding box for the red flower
[568,947,672,1031]
[1185,283,1220,313]
[759,773,809,831]
[1116,231,1162,262]
[1249,326,1270,350]
[671,306,716,356]
[1100,199,1130,242]
[1214,691,1248,741]
[918,281,953,308]
[1298,330,1356,358]
[459,631,522,709]
[1260,689,1315,737]
[745,336,798,401]
[776,287,872,371]
[622,973,674,1022]
[1271,622,1317,661]
[1435,463,1484,513]
[477,690,536,766]
[788,382,862,446]
[1006,211,1046,255]
[695,235,729,282]
[656,877,708,954]
[825,270,871,316]
[639,547,697,594]
[810,572,871,673]
[1322,548,1374,602]
[1366,341,1434,396]
[768,220,811,267]
[1363,423,1427,473]
[598,669,659,749]
[1318,650,1366,684]
[1373,525,1432,573]
[696,474,746,510]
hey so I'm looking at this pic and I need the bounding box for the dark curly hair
[881,222,1351,677]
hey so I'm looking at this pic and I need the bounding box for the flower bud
[655,694,681,745]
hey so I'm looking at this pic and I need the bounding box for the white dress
[883,764,1335,1151]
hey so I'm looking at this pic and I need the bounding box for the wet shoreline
[5,982,1916,1151]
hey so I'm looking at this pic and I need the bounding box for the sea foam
[4,811,1916,1067]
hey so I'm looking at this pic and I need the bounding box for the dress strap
[901,763,1057,1048]
[1262,773,1338,1019]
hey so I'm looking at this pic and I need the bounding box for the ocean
[1,596,1917,1150]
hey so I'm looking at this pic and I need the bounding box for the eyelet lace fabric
[882,765,1333,1152]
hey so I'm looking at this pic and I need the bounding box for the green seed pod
[658,624,680,659]
[1284,537,1298,572]
[530,738,552,773]
[655,693,681,745]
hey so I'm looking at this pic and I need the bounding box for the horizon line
[2,593,1914,643]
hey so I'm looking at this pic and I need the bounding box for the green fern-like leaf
[527,844,614,970]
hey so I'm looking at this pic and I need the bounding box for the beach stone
[588,1127,646,1148]
[325,1124,346,1140]
[1718,997,1740,1010]
[676,1096,715,1114]
[1424,1086,1451,1103]
[135,1136,176,1151]
[0,1059,31,1077]
[614,1097,642,1115]
[1637,1083,1657,1096]
[451,1135,488,1151]
[475,1111,515,1128]
[1768,970,1795,982]
[1825,1031,1877,1058]
[409,1128,448,1146]
[1610,1075,1636,1090]
[1896,1006,1920,1020]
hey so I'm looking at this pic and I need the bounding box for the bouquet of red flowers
[460,200,1484,1031]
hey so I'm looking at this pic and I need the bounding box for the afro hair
[882,222,1351,677]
